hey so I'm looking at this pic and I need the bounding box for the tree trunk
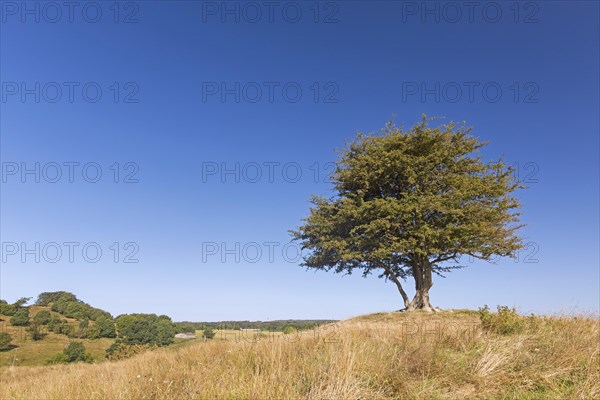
[389,272,411,309]
[405,257,436,312]
[378,261,411,309]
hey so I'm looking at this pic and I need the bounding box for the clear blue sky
[1,1,598,321]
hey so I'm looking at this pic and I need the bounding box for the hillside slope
[0,310,598,399]
[0,307,114,367]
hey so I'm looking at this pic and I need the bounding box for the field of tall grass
[0,309,598,399]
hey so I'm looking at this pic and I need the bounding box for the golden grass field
[0,310,598,399]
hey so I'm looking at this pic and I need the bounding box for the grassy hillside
[1,310,598,399]
[0,307,114,367]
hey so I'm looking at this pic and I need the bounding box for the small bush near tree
[27,321,46,341]
[0,332,13,351]
[202,328,215,340]
[47,342,93,364]
[282,326,297,335]
[479,305,526,335]
[105,339,151,361]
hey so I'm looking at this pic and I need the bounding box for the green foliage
[47,342,93,364]
[282,326,298,335]
[86,324,101,339]
[27,321,46,341]
[95,315,116,338]
[46,316,62,331]
[33,310,52,325]
[10,308,30,326]
[0,300,17,316]
[115,314,175,346]
[63,342,92,362]
[51,319,74,336]
[46,353,69,364]
[36,291,78,306]
[202,328,215,340]
[291,116,524,308]
[478,305,525,335]
[105,339,151,361]
[13,297,31,309]
[41,291,111,322]
[79,318,90,329]
[0,332,13,351]
[0,298,30,317]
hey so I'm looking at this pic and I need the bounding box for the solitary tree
[291,117,524,311]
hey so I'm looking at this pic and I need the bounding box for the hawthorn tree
[291,117,524,312]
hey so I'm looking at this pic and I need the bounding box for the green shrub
[64,342,92,362]
[86,324,101,339]
[10,309,30,326]
[0,300,17,316]
[105,339,151,361]
[47,342,93,364]
[202,328,215,340]
[33,310,52,325]
[52,319,74,336]
[95,315,116,338]
[283,326,297,334]
[79,318,89,329]
[0,332,13,350]
[27,321,46,341]
[46,316,62,331]
[479,305,525,335]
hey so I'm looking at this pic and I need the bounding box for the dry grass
[0,310,598,399]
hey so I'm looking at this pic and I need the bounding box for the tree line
[174,319,337,333]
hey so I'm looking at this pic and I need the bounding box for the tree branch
[373,261,410,308]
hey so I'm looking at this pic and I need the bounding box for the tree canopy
[115,314,176,346]
[291,116,524,311]
[36,291,111,321]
